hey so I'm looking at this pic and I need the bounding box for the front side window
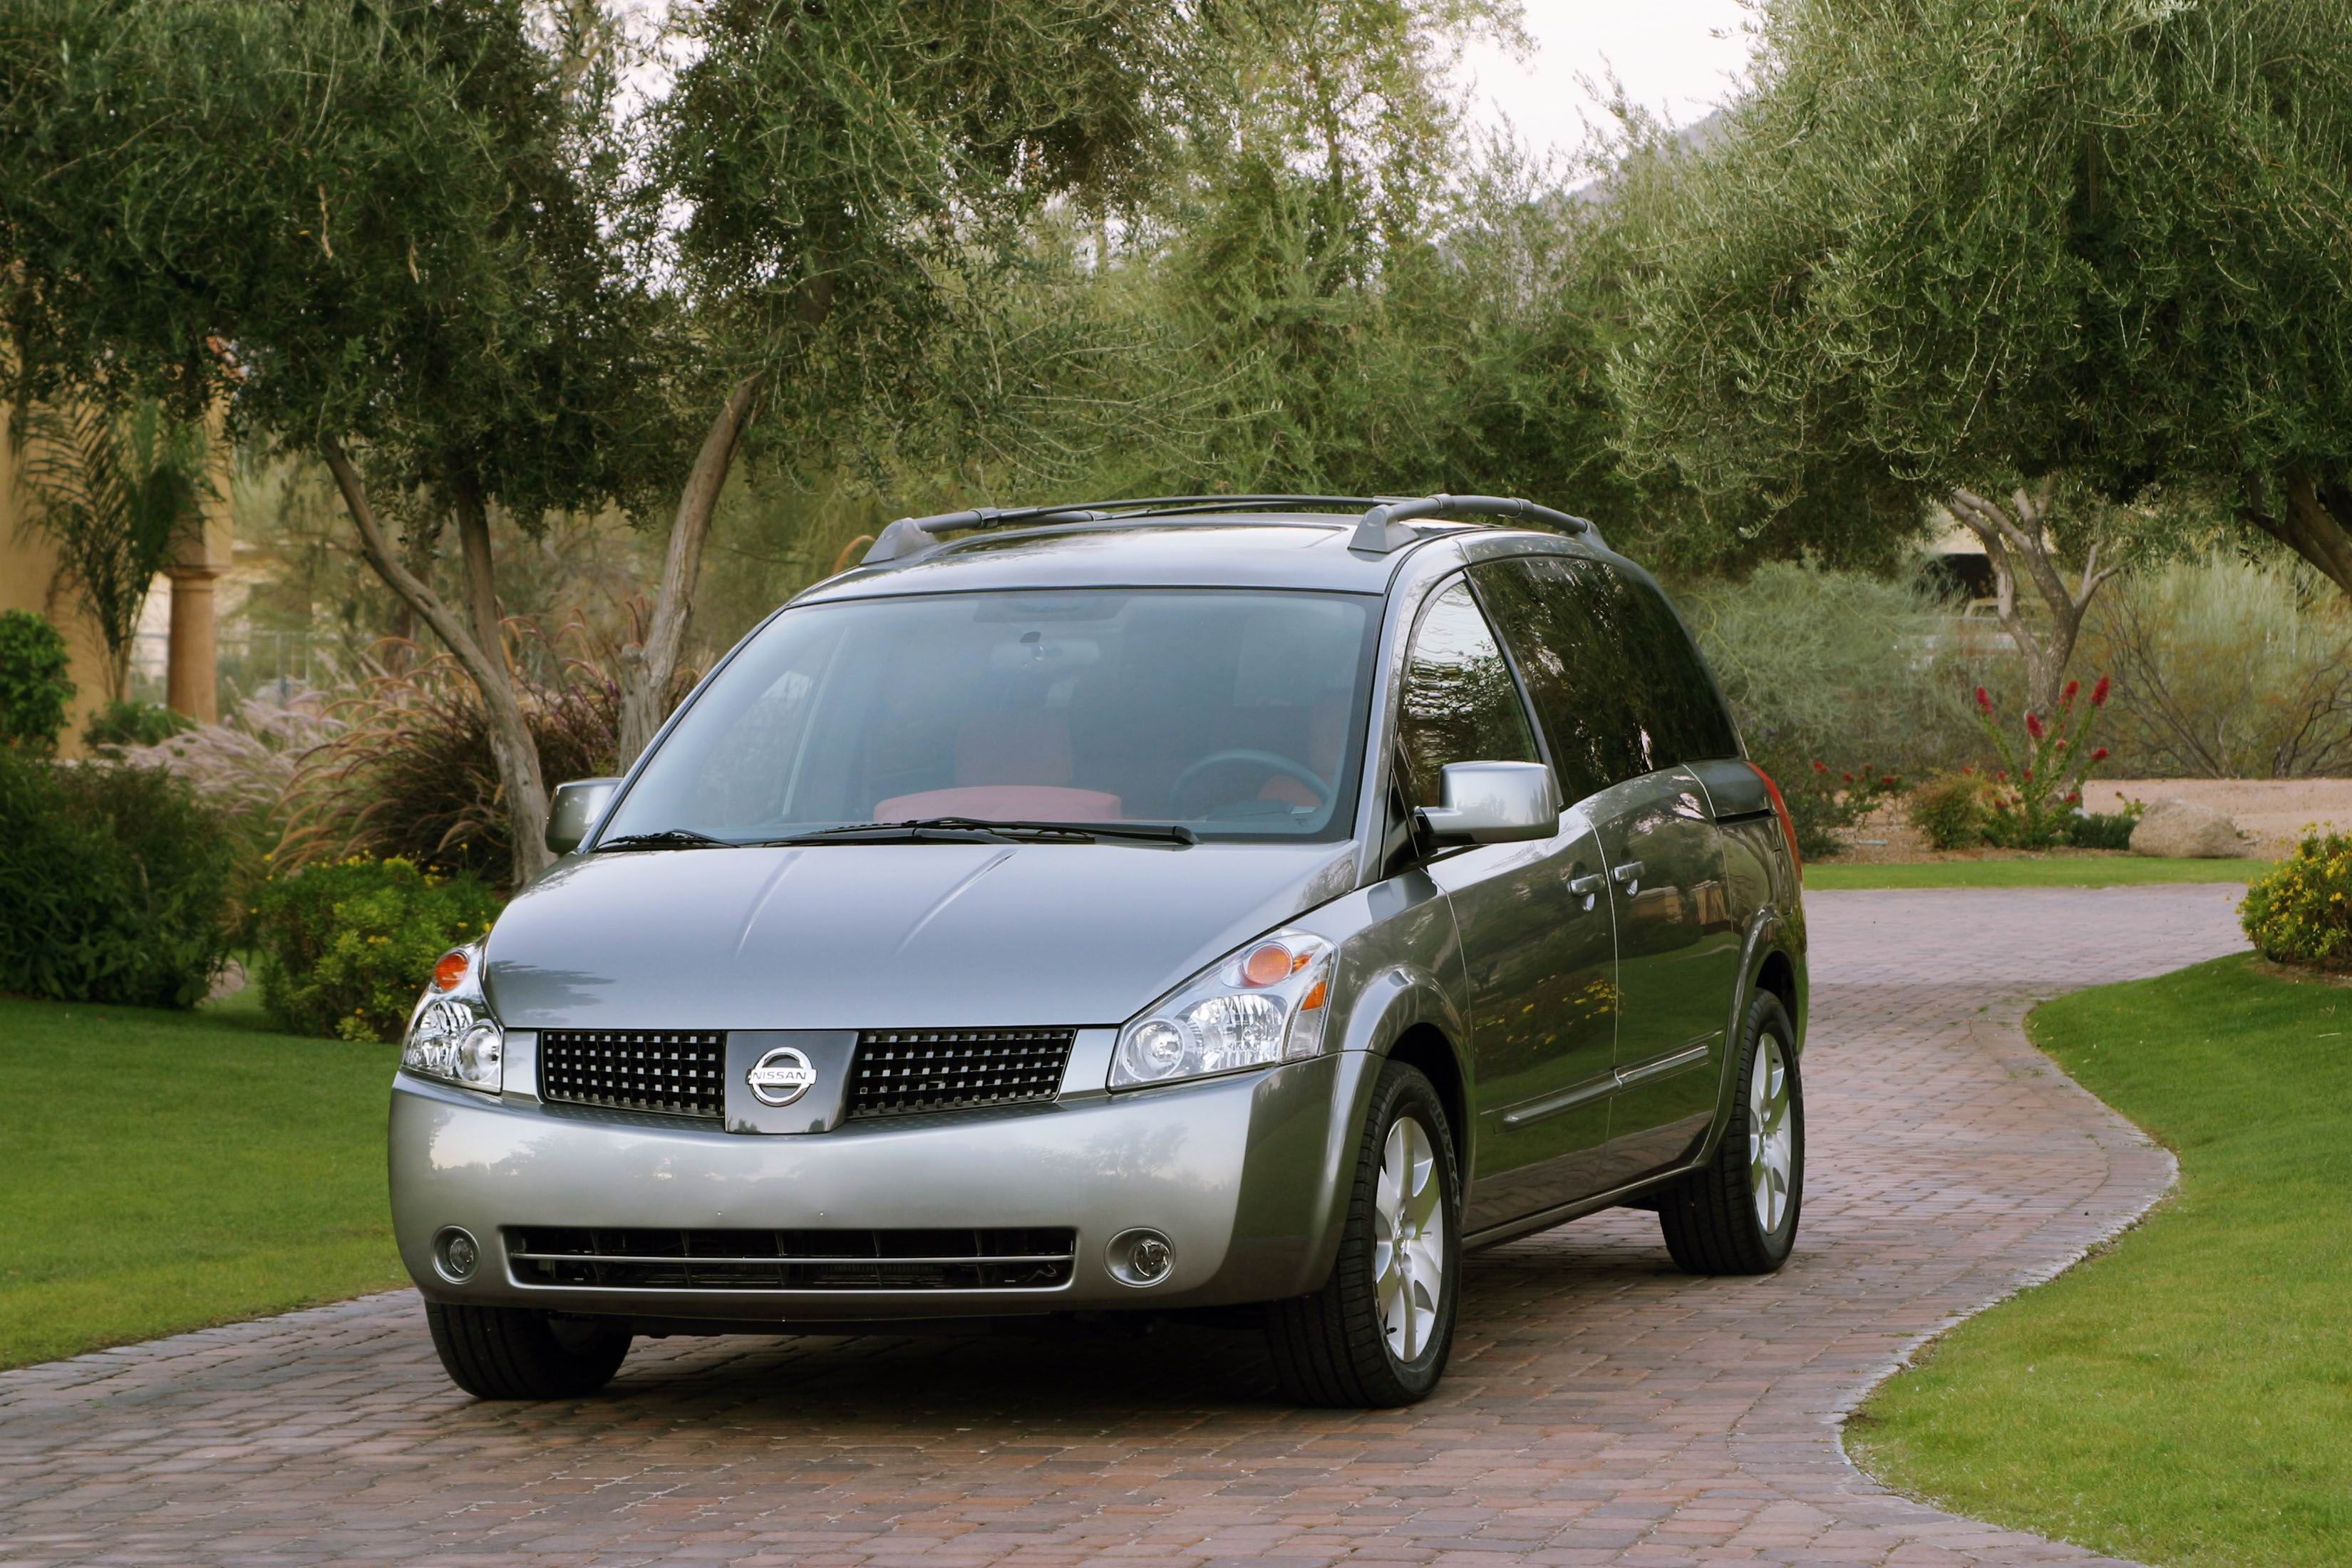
[602,589,1379,843]
[1394,580,1539,808]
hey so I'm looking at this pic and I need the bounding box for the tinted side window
[1475,557,1743,794]
[1395,580,1539,808]
[1472,555,1646,796]
[1606,563,1742,764]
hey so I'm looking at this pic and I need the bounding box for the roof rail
[860,495,1401,565]
[1348,494,1599,555]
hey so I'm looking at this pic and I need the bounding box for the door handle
[1567,871,1604,911]
[1612,860,1645,893]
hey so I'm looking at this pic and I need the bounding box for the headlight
[400,943,503,1095]
[1110,930,1336,1090]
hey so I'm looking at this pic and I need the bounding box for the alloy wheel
[1373,1115,1446,1361]
[1748,1032,1795,1234]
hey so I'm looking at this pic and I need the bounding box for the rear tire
[425,1301,631,1399]
[1658,994,1802,1274]
[1264,1061,1461,1407]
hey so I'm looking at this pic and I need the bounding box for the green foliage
[1756,754,1903,862]
[1680,560,1980,778]
[1613,0,2352,589]
[1909,770,1997,852]
[2064,804,2142,852]
[0,751,242,1007]
[14,401,213,699]
[250,857,502,1042]
[83,699,195,751]
[0,610,74,751]
[2085,552,2352,778]
[2240,833,2352,971]
[1805,857,2259,890]
[279,631,623,882]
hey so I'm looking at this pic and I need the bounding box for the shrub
[1909,770,1996,850]
[1680,560,1983,780]
[0,609,76,751]
[279,626,620,882]
[250,856,502,1041]
[2085,552,2352,778]
[83,698,195,751]
[2240,834,2352,971]
[2065,802,2143,850]
[0,749,243,1006]
[1971,678,2113,849]
[1756,751,1903,860]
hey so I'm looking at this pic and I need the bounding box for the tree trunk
[616,372,765,766]
[2243,470,2352,599]
[1945,481,2114,718]
[321,440,552,886]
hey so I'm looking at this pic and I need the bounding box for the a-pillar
[163,535,221,724]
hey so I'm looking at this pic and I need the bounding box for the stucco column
[163,538,221,724]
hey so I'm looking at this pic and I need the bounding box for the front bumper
[389,1041,1373,1324]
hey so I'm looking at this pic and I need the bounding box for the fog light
[434,1227,480,1284]
[1107,1227,1174,1287]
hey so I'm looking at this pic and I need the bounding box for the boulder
[2129,799,2249,859]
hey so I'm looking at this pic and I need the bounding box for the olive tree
[1611,0,2352,713]
[0,0,664,882]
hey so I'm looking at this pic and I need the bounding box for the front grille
[505,1226,1078,1291]
[847,1028,1076,1119]
[540,1029,726,1119]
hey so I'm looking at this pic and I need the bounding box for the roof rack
[860,491,1595,566]
[1348,494,1598,555]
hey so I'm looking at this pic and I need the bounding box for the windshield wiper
[781,816,1197,847]
[596,827,731,852]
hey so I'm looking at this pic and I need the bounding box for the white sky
[1455,0,1759,163]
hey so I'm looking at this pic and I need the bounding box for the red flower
[2090,746,2109,763]
[2066,790,2083,805]
[1879,774,1898,787]
[2062,679,2080,708]
[2026,712,2046,741]
[1993,768,2008,782]
[1842,771,1855,783]
[1976,686,1993,713]
[2092,674,2112,707]
[2023,767,2035,782]
[1812,760,1829,773]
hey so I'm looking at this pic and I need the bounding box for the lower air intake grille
[847,1028,1077,1118]
[505,1226,1078,1291]
[540,1029,726,1119]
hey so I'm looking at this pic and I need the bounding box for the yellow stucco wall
[0,401,235,753]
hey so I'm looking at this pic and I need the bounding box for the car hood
[481,840,1360,1031]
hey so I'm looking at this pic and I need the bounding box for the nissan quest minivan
[389,495,1807,1408]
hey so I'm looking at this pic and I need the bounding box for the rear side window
[1395,580,1539,808]
[1472,555,1739,797]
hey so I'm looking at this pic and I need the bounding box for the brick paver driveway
[1,885,2247,1567]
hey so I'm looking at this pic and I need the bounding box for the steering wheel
[1168,748,1334,815]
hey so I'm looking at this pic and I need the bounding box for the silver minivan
[389,495,1807,1408]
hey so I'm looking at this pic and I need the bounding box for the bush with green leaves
[2065,803,2143,851]
[1909,770,1996,850]
[1753,751,1904,862]
[0,748,242,1006]
[0,609,76,751]
[2240,834,2352,971]
[83,698,195,751]
[250,856,502,1041]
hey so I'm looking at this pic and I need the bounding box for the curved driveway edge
[0,884,2248,1567]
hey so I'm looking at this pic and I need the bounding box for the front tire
[1264,1061,1461,1407]
[1658,994,1803,1274]
[425,1301,631,1400]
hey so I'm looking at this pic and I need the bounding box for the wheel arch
[1694,906,1807,1165]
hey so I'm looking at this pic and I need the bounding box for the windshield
[602,588,1380,845]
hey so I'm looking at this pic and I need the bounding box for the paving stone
[0,885,2245,1566]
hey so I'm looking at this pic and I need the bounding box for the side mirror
[545,777,622,855]
[1418,761,1557,845]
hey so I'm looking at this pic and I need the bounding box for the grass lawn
[1806,856,2264,890]
[0,990,406,1369]
[1850,954,2352,1567]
